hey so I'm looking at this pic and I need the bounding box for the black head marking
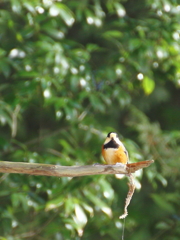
[107,132,112,137]
[103,138,119,149]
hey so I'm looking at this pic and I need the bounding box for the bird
[102,132,129,165]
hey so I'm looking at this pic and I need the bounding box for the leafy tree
[0,0,180,239]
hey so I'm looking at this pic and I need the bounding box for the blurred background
[0,0,180,239]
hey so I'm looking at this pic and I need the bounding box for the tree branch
[0,160,154,177]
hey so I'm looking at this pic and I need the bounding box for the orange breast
[102,146,128,164]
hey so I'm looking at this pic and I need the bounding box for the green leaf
[74,204,87,227]
[142,76,155,95]
[49,3,75,26]
[84,190,112,217]
[156,221,170,230]
[46,196,64,211]
[103,30,122,39]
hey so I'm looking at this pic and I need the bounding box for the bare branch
[0,160,154,177]
[0,160,154,220]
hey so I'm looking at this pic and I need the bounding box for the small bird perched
[102,132,129,165]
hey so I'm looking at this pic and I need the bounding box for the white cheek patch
[114,137,126,150]
[104,137,110,145]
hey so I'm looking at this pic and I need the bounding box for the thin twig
[11,104,21,137]
[119,173,135,219]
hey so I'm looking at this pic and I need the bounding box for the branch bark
[0,160,154,177]
[0,160,154,219]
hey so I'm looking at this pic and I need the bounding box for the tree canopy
[0,0,180,239]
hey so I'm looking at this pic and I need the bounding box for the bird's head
[104,132,121,146]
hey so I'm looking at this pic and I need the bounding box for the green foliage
[0,0,180,239]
